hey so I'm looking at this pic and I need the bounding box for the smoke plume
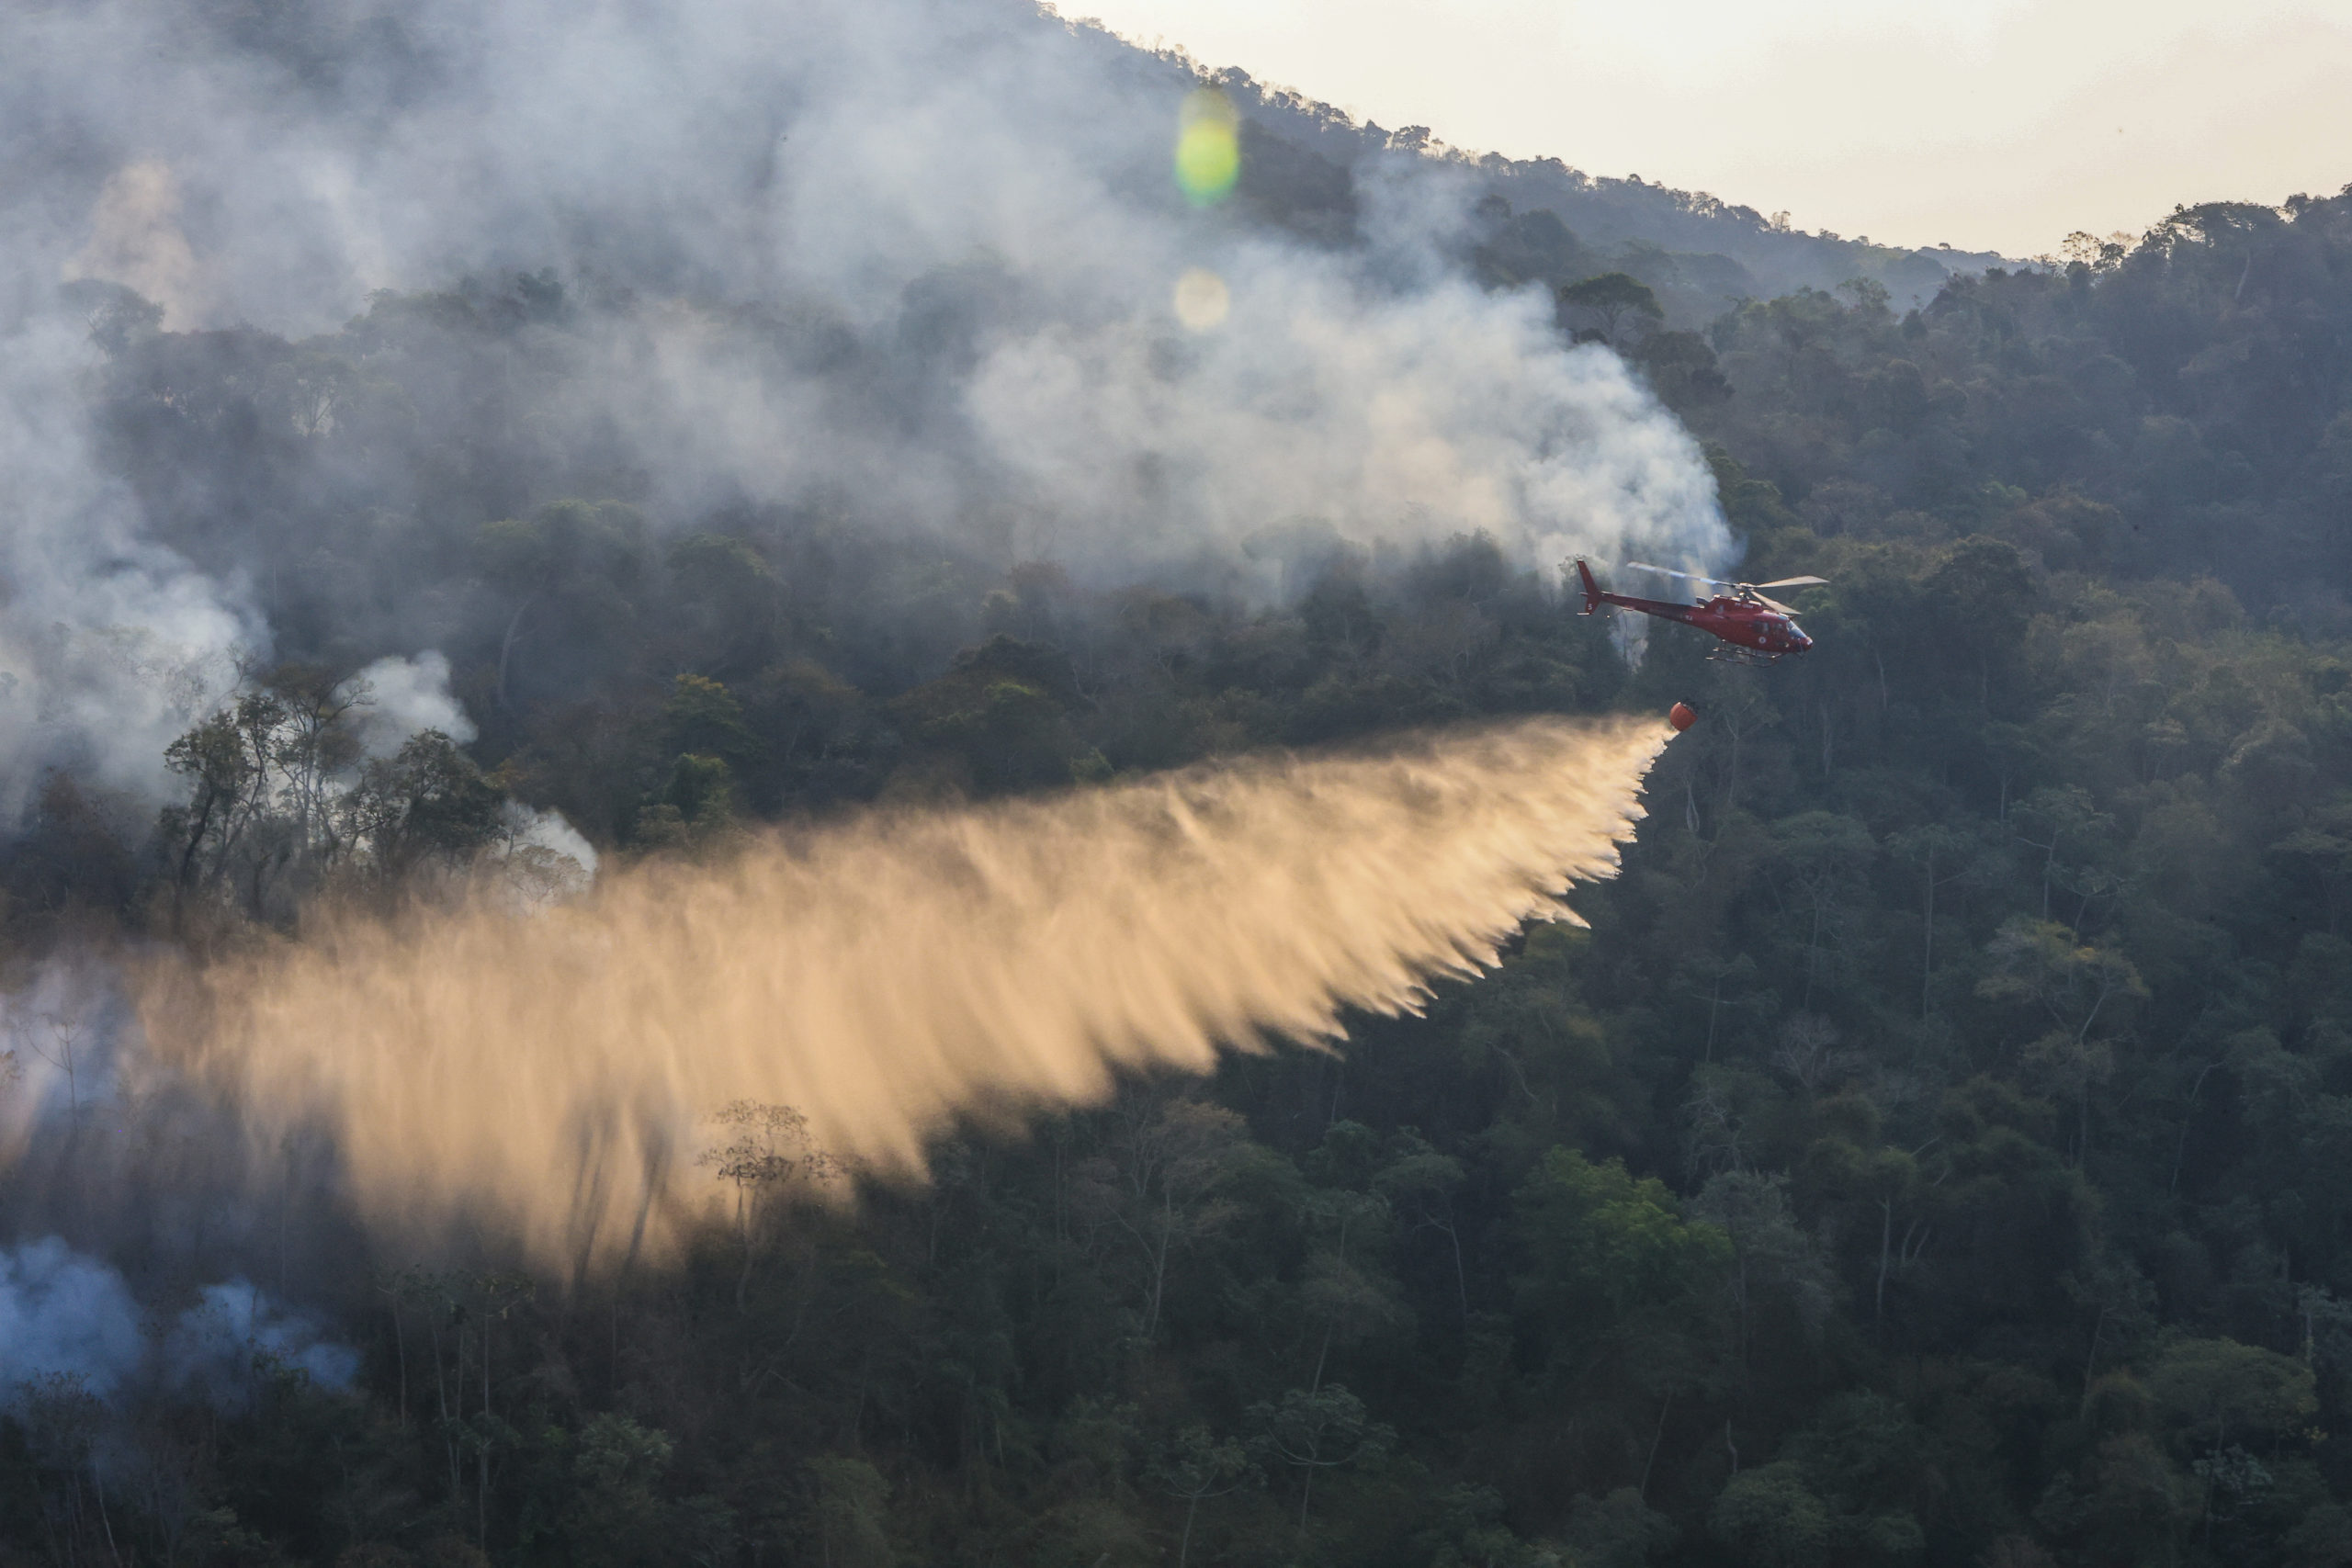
[0,1235,357,1415]
[0,0,1732,823]
[0,1238,144,1400]
[141,715,1667,1270]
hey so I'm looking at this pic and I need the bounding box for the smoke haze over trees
[3,0,2352,1564]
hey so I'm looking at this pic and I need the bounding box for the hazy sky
[1074,0,2352,258]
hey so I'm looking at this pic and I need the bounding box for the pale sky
[1073,0,2352,258]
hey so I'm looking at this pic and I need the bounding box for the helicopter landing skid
[1707,647,1783,667]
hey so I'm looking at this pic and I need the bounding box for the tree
[567,1414,684,1568]
[161,705,264,896]
[696,1100,836,1310]
[1514,1140,1734,1466]
[2009,786,2116,926]
[1149,1425,1254,1568]
[1246,1383,1393,1533]
[1977,918,2147,1159]
[1069,1095,1250,1341]
[637,752,740,850]
[2271,794,2352,934]
[158,681,352,918]
[1517,1148,1733,1330]
[1770,811,1876,1009]
[2145,1336,2316,1454]
[1889,823,1978,1016]
[665,534,783,677]
[1711,1462,1832,1568]
[260,662,368,858]
[1559,272,1665,346]
[1373,1128,1472,1324]
[1636,330,1734,410]
[344,730,506,881]
[1691,1169,1833,1359]
[804,1456,892,1568]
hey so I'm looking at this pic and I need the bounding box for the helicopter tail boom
[1574,558,1702,625]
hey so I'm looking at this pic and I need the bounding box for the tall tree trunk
[1146,1187,1174,1339]
[1640,1392,1674,1501]
[1921,852,1937,1020]
[1875,1196,1894,1321]
[737,1190,755,1312]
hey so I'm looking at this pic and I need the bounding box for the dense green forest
[7,76,2352,1568]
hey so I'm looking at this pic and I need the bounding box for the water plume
[140,714,1668,1271]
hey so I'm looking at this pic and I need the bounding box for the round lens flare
[1172,267,1230,331]
[1173,89,1239,207]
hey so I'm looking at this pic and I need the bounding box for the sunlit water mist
[137,716,1667,1272]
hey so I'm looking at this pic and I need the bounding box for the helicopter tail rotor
[1573,558,1602,615]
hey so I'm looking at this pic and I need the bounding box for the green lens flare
[1174,89,1238,207]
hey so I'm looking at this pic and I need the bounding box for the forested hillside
[6,17,2352,1566]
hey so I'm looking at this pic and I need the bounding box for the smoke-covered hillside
[1,0,1741,829]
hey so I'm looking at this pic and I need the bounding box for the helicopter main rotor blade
[1753,593,1799,615]
[1750,575,1828,590]
[1623,561,1737,587]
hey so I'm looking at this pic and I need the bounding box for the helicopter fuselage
[1575,560,1814,658]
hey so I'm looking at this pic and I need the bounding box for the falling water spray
[137,714,1668,1271]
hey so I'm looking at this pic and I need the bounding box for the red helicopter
[1574,558,1826,662]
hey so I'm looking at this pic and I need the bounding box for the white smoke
[343,651,478,758]
[486,800,600,909]
[963,265,1720,575]
[0,310,259,823]
[163,1279,361,1408]
[508,804,597,877]
[6,0,1732,632]
[0,1237,145,1399]
[0,1238,358,1410]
